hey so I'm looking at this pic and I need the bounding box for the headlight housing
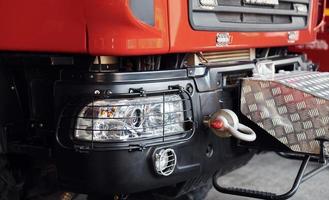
[75,94,189,142]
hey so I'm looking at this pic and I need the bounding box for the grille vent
[190,0,310,32]
[188,49,255,65]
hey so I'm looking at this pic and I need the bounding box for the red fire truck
[0,0,327,200]
[291,5,329,71]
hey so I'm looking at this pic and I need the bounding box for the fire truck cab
[0,0,327,200]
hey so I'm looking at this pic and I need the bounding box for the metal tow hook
[203,109,256,142]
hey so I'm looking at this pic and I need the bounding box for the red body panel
[0,0,322,55]
[0,0,86,53]
[85,0,170,56]
[290,16,329,72]
[168,0,319,53]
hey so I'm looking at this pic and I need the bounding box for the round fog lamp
[154,149,177,176]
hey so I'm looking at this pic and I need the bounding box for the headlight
[75,95,186,142]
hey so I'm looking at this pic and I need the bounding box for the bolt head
[94,90,101,95]
[106,90,113,95]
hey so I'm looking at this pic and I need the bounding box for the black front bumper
[54,63,255,195]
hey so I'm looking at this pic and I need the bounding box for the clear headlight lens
[75,95,186,142]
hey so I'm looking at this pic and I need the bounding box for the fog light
[154,149,177,176]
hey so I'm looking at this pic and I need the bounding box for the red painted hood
[0,0,323,56]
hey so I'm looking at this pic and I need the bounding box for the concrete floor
[206,152,329,200]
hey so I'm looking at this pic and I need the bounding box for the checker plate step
[241,71,329,155]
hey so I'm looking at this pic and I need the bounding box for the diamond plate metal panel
[241,71,329,154]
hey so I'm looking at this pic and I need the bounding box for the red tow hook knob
[210,119,224,129]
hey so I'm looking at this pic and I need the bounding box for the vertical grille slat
[189,0,310,32]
